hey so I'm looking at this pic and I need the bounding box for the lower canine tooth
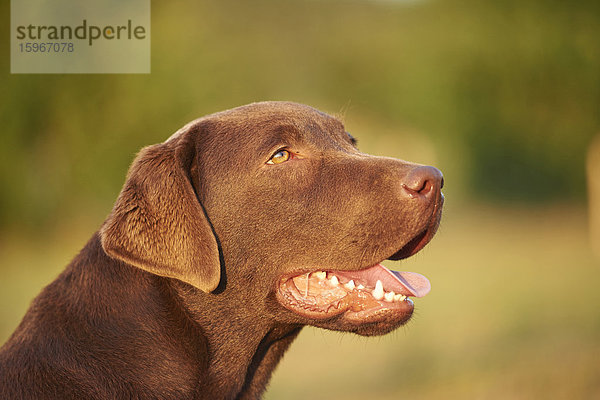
[384,291,395,302]
[372,280,384,300]
[344,280,355,290]
[329,275,339,286]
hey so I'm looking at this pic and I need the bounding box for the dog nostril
[403,180,433,196]
[402,166,443,198]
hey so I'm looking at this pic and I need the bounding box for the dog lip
[387,229,431,261]
[387,198,443,261]
[389,189,444,261]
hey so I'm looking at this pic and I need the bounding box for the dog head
[101,101,444,336]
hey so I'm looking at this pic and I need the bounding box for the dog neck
[166,278,302,399]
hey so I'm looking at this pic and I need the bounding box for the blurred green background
[1,0,599,398]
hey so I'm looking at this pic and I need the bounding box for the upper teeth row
[311,271,407,303]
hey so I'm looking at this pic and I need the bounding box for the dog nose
[402,166,444,198]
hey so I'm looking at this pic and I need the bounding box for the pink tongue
[337,263,431,298]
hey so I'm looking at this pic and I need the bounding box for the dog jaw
[275,264,430,335]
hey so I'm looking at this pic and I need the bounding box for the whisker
[305,273,309,297]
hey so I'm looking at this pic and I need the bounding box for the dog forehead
[208,101,343,133]
[212,101,335,120]
[169,102,346,149]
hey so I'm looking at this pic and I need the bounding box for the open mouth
[276,225,437,331]
[277,263,430,320]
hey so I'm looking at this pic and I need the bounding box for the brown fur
[0,102,443,399]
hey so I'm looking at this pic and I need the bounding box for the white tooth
[372,280,384,300]
[357,284,365,290]
[329,275,339,286]
[384,291,395,302]
[313,271,326,280]
[393,294,406,302]
[344,280,355,290]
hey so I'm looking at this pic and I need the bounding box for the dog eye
[267,149,291,165]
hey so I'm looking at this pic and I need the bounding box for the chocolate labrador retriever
[0,102,444,399]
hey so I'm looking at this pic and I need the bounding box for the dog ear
[100,125,220,292]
